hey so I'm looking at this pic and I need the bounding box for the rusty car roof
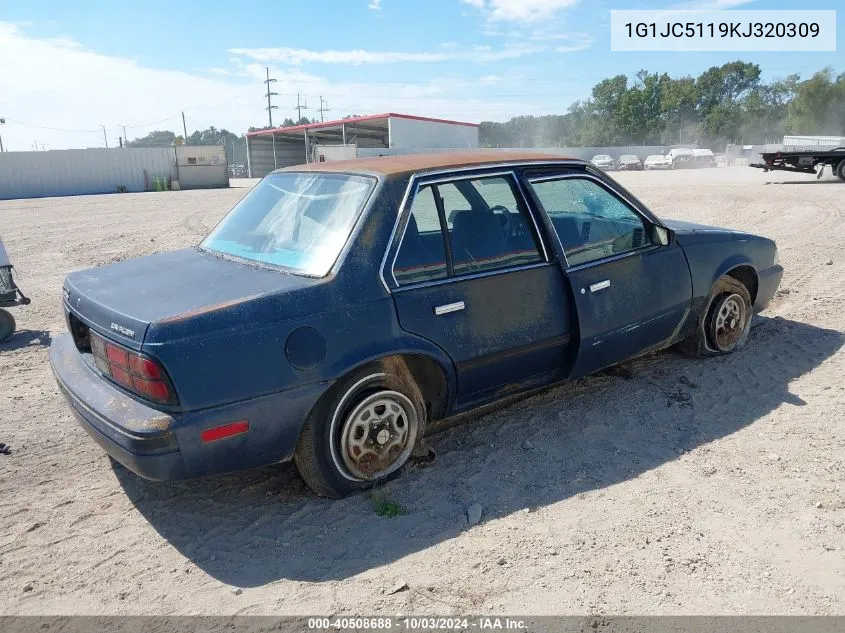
[277,151,575,177]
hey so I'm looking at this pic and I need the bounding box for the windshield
[202,172,375,276]
[646,155,665,161]
[593,155,611,161]
[620,155,638,161]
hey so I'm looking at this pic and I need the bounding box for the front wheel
[293,360,426,498]
[0,309,15,343]
[678,276,753,358]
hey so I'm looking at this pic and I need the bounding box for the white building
[246,112,480,177]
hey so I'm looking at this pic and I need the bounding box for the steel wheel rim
[712,293,746,352]
[339,390,418,481]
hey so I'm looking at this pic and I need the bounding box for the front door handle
[434,301,465,316]
[589,280,611,293]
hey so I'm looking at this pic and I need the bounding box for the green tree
[787,68,845,135]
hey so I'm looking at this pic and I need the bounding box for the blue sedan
[49,152,783,497]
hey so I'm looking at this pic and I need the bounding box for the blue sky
[0,0,841,150]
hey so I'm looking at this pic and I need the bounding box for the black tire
[293,358,426,498]
[0,309,15,343]
[836,159,845,182]
[678,276,753,358]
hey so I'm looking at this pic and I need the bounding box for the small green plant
[371,490,408,518]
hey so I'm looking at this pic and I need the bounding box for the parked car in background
[668,148,695,169]
[715,153,728,167]
[617,155,643,171]
[644,154,672,170]
[693,149,717,168]
[590,154,615,170]
[49,152,783,498]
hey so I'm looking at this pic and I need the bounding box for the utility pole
[121,125,128,145]
[0,117,5,152]
[182,112,188,143]
[101,125,108,148]
[264,67,278,128]
[319,96,330,123]
[296,93,308,123]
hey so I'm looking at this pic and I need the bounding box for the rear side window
[438,176,542,276]
[393,175,544,286]
[393,185,448,286]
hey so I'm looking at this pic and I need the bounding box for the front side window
[202,172,374,276]
[530,177,653,267]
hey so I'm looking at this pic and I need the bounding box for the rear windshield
[202,172,375,276]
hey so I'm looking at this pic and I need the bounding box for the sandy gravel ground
[0,167,843,615]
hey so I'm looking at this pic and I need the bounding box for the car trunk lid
[64,247,316,349]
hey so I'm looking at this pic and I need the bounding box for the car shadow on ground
[114,316,843,587]
[0,329,52,351]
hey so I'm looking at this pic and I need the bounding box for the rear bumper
[755,264,784,313]
[49,333,329,481]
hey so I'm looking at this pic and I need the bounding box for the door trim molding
[392,261,553,293]
[456,332,572,373]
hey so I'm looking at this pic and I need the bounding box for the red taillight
[88,331,176,405]
[106,344,129,367]
[128,355,162,379]
[131,376,170,401]
[200,421,249,443]
[110,365,133,388]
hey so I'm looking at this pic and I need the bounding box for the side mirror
[654,225,671,246]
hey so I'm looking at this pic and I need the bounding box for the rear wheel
[836,159,845,182]
[293,360,426,498]
[679,276,753,358]
[0,309,15,343]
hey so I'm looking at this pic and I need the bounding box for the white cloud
[228,43,546,65]
[368,0,382,10]
[0,23,555,150]
[461,0,580,23]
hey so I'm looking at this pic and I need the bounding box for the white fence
[0,146,229,200]
[355,145,671,162]
[0,148,176,200]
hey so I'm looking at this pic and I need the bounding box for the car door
[527,173,693,379]
[387,171,573,409]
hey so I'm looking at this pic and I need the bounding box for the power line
[264,66,278,128]
[3,118,101,133]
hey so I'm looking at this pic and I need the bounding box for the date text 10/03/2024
[307,617,528,630]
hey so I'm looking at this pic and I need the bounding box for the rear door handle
[434,301,465,316]
[589,280,611,293]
